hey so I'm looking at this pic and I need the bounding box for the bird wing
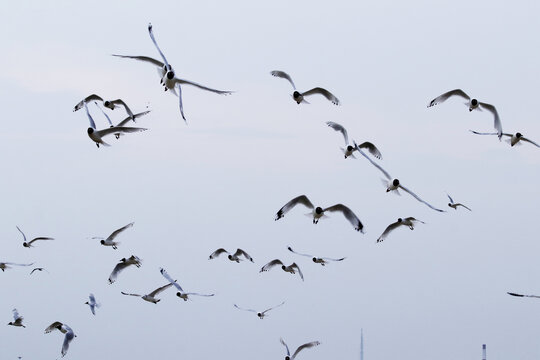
[234,248,253,262]
[455,204,472,211]
[108,262,130,284]
[427,89,470,107]
[326,121,348,146]
[260,259,284,272]
[177,83,187,123]
[159,268,183,291]
[27,237,54,245]
[290,263,304,281]
[404,217,425,224]
[15,226,26,242]
[95,102,113,126]
[287,246,313,258]
[45,321,65,334]
[107,222,134,241]
[478,102,503,139]
[83,102,96,129]
[73,94,103,111]
[302,87,340,105]
[446,194,454,204]
[121,291,142,297]
[320,256,346,262]
[399,184,445,212]
[275,195,315,220]
[62,329,75,357]
[147,23,171,70]
[12,309,21,321]
[173,78,233,95]
[116,110,151,127]
[112,54,165,68]
[291,341,321,360]
[185,292,214,297]
[353,141,392,180]
[280,338,291,356]
[262,301,285,314]
[95,126,147,138]
[376,221,403,242]
[521,137,540,148]
[469,130,507,136]
[3,262,34,266]
[110,99,134,118]
[234,304,257,313]
[209,248,229,259]
[89,293,96,304]
[356,141,383,159]
[148,282,173,297]
[270,71,296,90]
[508,292,540,298]
[323,204,364,233]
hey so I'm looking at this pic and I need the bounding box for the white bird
[108,255,142,284]
[16,226,54,248]
[94,103,151,139]
[275,195,364,232]
[92,222,134,250]
[121,282,174,304]
[0,262,34,272]
[376,217,425,243]
[280,338,321,360]
[326,121,382,159]
[7,309,25,328]
[507,292,540,298]
[85,294,100,315]
[447,194,471,211]
[260,260,304,281]
[470,130,539,148]
[208,248,253,262]
[233,301,285,319]
[159,268,215,301]
[427,89,502,139]
[74,95,134,119]
[353,141,445,212]
[83,102,147,148]
[73,94,104,112]
[287,246,345,266]
[44,322,76,358]
[271,70,340,105]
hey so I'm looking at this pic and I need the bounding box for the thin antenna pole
[482,344,486,360]
[360,329,364,360]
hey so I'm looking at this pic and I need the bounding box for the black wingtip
[507,292,524,297]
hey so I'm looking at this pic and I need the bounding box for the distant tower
[360,329,364,360]
[482,344,486,360]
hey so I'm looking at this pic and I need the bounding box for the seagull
[507,292,540,298]
[376,217,425,243]
[30,267,48,275]
[208,248,254,262]
[159,267,215,301]
[73,94,104,112]
[270,70,340,105]
[447,194,471,211]
[83,102,147,148]
[121,282,174,304]
[260,260,304,281]
[92,222,134,250]
[280,338,321,360]
[85,294,100,315]
[45,321,76,358]
[287,246,345,266]
[94,103,151,139]
[108,255,142,284]
[16,226,54,248]
[233,301,285,319]
[353,141,445,212]
[274,195,364,232]
[74,95,134,119]
[470,130,539,148]
[7,309,25,328]
[326,121,382,159]
[427,89,502,139]
[0,262,34,272]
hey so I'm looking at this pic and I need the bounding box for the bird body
[234,301,285,319]
[45,322,76,357]
[16,226,54,248]
[108,255,142,284]
[287,246,345,266]
[93,222,134,249]
[8,309,25,328]
[121,283,174,304]
[159,268,214,301]
[280,338,321,360]
[260,259,304,281]
[377,217,425,243]
[85,294,100,315]
[270,71,340,105]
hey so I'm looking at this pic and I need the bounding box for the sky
[1,0,539,359]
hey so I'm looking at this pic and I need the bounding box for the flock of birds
[4,21,539,359]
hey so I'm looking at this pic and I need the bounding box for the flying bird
[270,70,340,105]
[507,292,540,298]
[85,294,100,315]
[280,338,321,360]
[7,309,25,328]
[376,217,425,243]
[427,89,502,139]
[326,121,382,159]
[30,267,48,275]
[208,248,253,262]
[447,194,471,211]
[159,268,215,301]
[275,195,364,232]
[0,262,34,272]
[108,255,142,284]
[470,130,539,148]
[233,301,285,319]
[260,260,304,281]
[354,141,445,212]
[287,246,345,266]
[92,222,134,250]
[121,282,174,304]
[45,322,76,358]
[73,94,104,112]
[16,226,54,248]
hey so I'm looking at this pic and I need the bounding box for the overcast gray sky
[1,0,539,359]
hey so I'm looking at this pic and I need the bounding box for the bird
[287,246,346,266]
[74,95,134,119]
[326,121,382,159]
[92,222,134,250]
[7,309,25,328]
[94,103,151,139]
[159,268,215,301]
[16,226,54,248]
[280,338,321,360]
[275,195,364,232]
[447,194,471,211]
[83,102,147,148]
[376,217,425,243]
[208,248,254,262]
[270,70,340,105]
[353,141,445,212]
[121,282,174,304]
[44,321,76,358]
[108,255,142,284]
[0,262,34,272]
[507,292,540,298]
[73,94,104,112]
[30,267,48,275]
[427,89,502,139]
[233,301,285,319]
[260,260,304,281]
[85,294,100,315]
[470,130,539,147]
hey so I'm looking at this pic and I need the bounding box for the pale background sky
[0,1,539,359]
